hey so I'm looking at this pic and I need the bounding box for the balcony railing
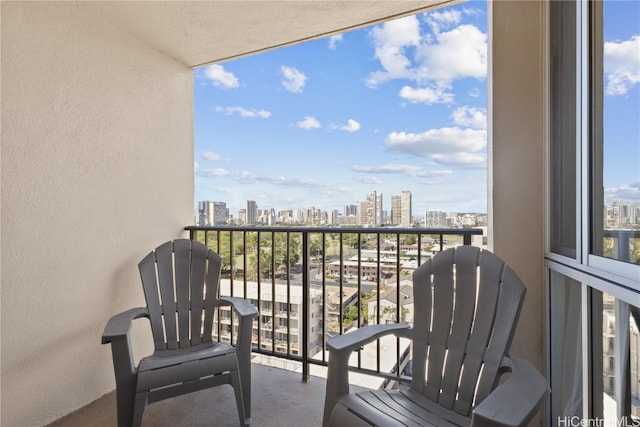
[185,225,482,384]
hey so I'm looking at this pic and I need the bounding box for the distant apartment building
[306,206,323,225]
[214,280,321,356]
[424,210,447,228]
[338,215,357,226]
[365,191,383,227]
[197,200,229,226]
[400,191,412,227]
[247,200,258,225]
[238,209,247,225]
[213,281,358,356]
[606,202,639,228]
[344,204,357,217]
[367,283,414,325]
[328,209,339,225]
[324,286,359,335]
[356,201,367,226]
[391,195,401,226]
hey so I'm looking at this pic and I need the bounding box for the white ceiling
[86,1,459,68]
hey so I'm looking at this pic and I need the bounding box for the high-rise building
[238,209,247,225]
[328,209,339,225]
[356,201,367,226]
[197,200,228,226]
[424,210,447,228]
[400,190,412,227]
[390,191,412,226]
[391,195,401,226]
[366,191,383,226]
[212,202,229,225]
[344,204,357,217]
[247,200,258,225]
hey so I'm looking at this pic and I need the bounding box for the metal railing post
[302,230,310,382]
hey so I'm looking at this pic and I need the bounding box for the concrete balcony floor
[49,358,365,427]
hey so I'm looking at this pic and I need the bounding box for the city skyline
[194,0,638,215]
[194,2,490,215]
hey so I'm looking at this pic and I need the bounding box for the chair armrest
[101,307,149,344]
[219,296,258,319]
[323,323,410,427]
[471,357,548,427]
[327,323,411,354]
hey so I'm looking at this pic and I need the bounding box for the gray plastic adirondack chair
[102,239,257,427]
[323,246,548,427]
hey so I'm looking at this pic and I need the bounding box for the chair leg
[131,392,147,427]
[230,369,249,427]
[115,381,136,427]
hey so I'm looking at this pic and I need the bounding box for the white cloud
[237,172,325,189]
[424,9,462,34]
[604,181,640,204]
[451,106,487,129]
[351,164,452,177]
[399,84,454,104]
[355,175,383,185]
[386,127,486,157]
[199,168,231,177]
[329,34,343,50]
[202,64,239,89]
[415,24,487,83]
[296,116,320,130]
[202,151,222,161]
[194,161,199,173]
[281,66,307,93]
[340,119,361,132]
[604,35,640,96]
[429,153,486,168]
[366,16,487,100]
[215,106,271,118]
[366,15,421,86]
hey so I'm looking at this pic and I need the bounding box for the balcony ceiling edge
[84,0,461,68]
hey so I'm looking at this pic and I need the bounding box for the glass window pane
[549,271,583,420]
[591,1,640,264]
[549,0,577,258]
[597,291,640,424]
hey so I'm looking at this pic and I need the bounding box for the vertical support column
[490,0,545,392]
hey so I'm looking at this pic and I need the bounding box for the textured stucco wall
[1,2,193,425]
[489,0,545,382]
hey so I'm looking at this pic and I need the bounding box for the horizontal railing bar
[186,225,483,235]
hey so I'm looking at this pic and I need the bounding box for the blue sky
[194,1,639,217]
[602,1,640,207]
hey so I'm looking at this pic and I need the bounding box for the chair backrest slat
[139,251,166,350]
[423,248,455,401]
[410,260,432,394]
[453,249,504,415]
[202,250,222,342]
[155,241,178,350]
[189,242,208,345]
[173,239,192,348]
[138,239,223,351]
[411,247,525,416]
[474,266,525,403]
[438,246,480,409]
